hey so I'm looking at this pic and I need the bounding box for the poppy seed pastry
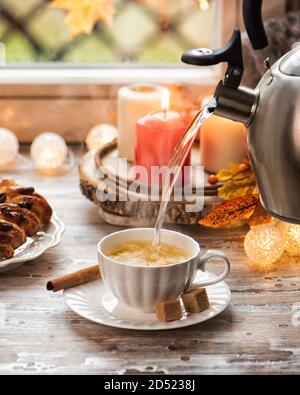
[0,180,53,260]
[10,195,52,227]
[0,204,41,236]
[0,243,14,259]
[0,220,26,249]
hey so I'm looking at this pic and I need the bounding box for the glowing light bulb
[31,132,68,170]
[244,224,285,265]
[0,128,19,166]
[279,222,300,256]
[198,0,210,11]
[85,124,118,151]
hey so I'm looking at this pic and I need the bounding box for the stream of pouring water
[152,105,213,248]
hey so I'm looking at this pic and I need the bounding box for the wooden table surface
[1,146,300,375]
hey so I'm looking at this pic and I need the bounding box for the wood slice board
[79,143,223,227]
[94,139,219,197]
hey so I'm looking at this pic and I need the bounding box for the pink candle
[135,109,190,185]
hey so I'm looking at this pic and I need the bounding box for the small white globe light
[0,128,19,166]
[31,132,68,170]
[85,124,118,151]
[244,223,285,265]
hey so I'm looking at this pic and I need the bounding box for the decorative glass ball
[0,128,19,166]
[85,124,118,151]
[244,224,285,265]
[280,222,300,256]
[31,132,68,170]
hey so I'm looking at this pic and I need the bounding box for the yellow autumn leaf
[216,163,241,182]
[50,0,115,38]
[218,173,257,200]
[218,182,257,201]
[211,161,257,200]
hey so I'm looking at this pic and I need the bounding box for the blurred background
[0,0,216,64]
[1,0,299,66]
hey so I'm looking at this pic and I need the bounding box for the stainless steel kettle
[182,0,300,224]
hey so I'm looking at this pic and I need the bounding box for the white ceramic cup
[98,228,230,312]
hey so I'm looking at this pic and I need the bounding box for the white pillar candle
[117,84,165,162]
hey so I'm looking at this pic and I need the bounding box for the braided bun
[0,180,53,260]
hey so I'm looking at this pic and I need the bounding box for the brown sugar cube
[182,288,209,314]
[155,299,182,322]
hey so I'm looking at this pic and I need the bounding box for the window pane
[0,0,217,65]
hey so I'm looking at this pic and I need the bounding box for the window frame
[0,0,288,86]
[0,0,231,86]
[0,0,241,142]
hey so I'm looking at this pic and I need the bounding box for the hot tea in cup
[106,241,190,266]
[98,228,231,312]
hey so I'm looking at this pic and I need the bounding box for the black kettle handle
[182,29,244,88]
[243,0,269,50]
[181,1,269,89]
[181,29,243,68]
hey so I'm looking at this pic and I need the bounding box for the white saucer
[64,272,231,331]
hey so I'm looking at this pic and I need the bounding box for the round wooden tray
[79,140,222,227]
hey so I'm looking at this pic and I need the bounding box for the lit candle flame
[198,0,210,11]
[161,89,170,113]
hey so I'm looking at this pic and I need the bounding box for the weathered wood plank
[0,146,300,375]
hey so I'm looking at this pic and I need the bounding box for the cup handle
[192,250,231,288]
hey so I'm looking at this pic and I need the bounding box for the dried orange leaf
[199,195,259,228]
[247,203,272,226]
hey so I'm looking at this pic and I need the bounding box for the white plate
[0,212,65,273]
[64,272,231,331]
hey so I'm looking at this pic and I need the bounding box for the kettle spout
[181,27,259,126]
[213,81,259,126]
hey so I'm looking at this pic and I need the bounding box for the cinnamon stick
[47,265,101,292]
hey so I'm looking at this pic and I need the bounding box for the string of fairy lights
[197,0,211,11]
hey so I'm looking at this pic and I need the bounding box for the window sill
[0,66,218,142]
[0,65,220,85]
